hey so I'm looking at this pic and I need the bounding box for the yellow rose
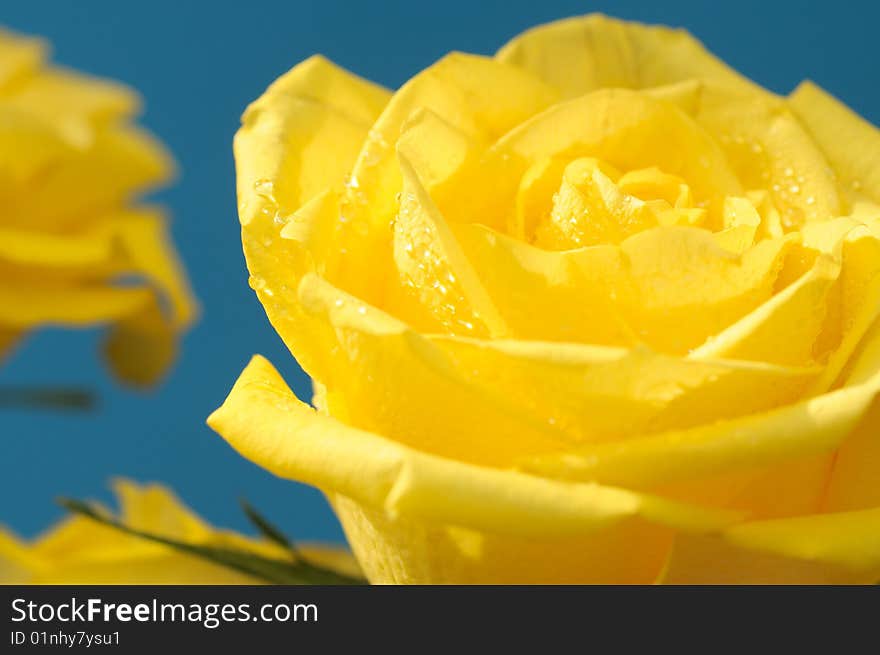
[210,14,880,583]
[0,28,195,385]
[0,479,359,584]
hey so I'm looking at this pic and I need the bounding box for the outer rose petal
[496,14,757,99]
[790,81,880,205]
[208,356,752,583]
[684,82,842,225]
[209,355,740,531]
[234,56,390,377]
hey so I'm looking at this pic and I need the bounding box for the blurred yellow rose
[210,15,880,583]
[0,479,359,584]
[0,28,195,385]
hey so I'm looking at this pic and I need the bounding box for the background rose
[0,28,195,385]
[211,15,880,583]
[0,480,359,584]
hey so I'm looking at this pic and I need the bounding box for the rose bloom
[0,480,359,584]
[0,28,194,385]
[210,15,880,583]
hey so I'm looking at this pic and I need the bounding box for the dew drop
[253,178,275,196]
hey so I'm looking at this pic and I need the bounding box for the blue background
[1,0,876,543]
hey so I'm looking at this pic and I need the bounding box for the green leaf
[0,386,96,411]
[239,499,299,557]
[57,498,366,585]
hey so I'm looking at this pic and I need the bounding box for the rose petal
[659,533,870,584]
[492,88,741,206]
[520,377,877,489]
[496,14,756,99]
[234,56,389,376]
[3,125,173,231]
[0,28,46,89]
[208,355,743,537]
[790,81,880,206]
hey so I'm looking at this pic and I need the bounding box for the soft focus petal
[1,479,358,584]
[110,207,198,328]
[2,69,139,146]
[3,125,174,231]
[0,225,112,269]
[0,28,45,89]
[0,283,152,327]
